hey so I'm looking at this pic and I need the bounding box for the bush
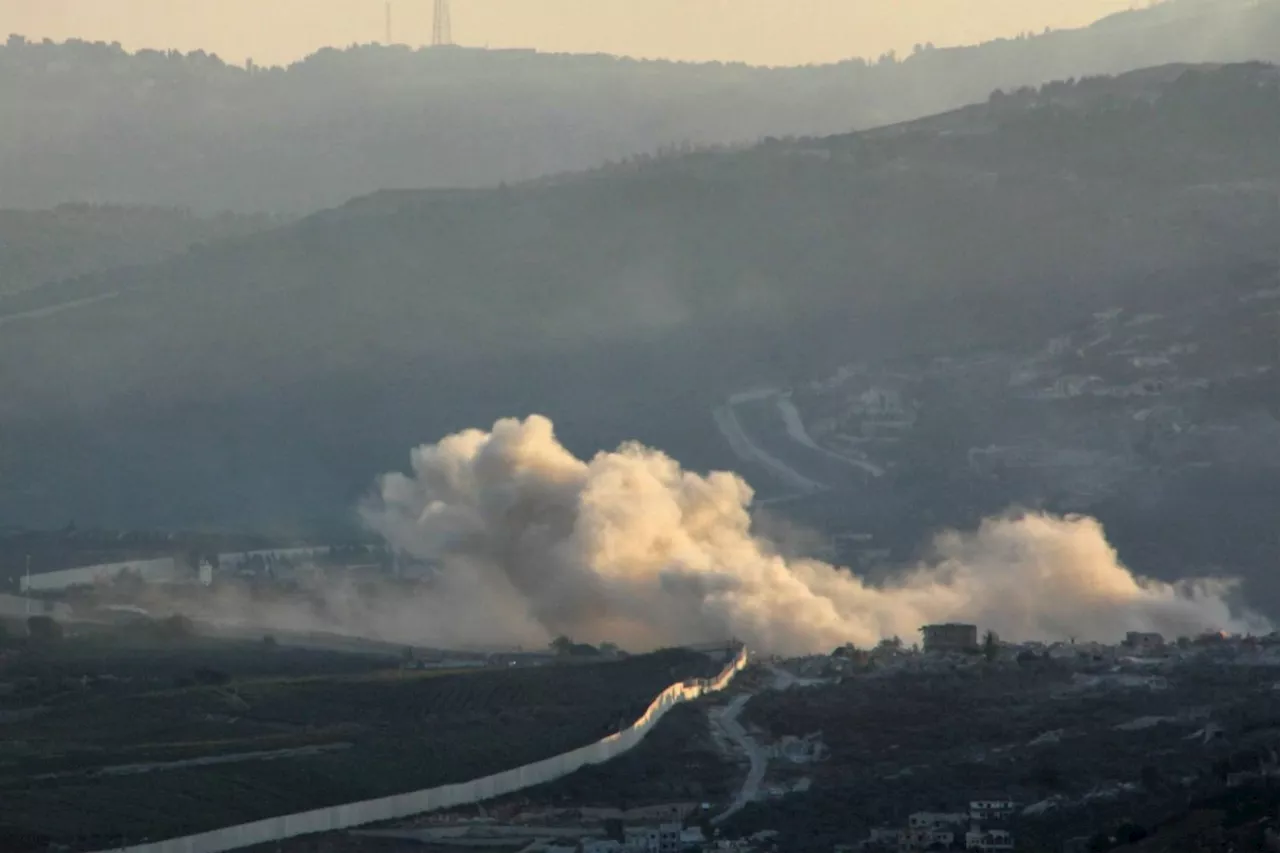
[157,614,195,641]
[192,667,230,686]
[26,616,63,644]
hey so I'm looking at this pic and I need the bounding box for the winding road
[710,665,820,825]
[714,389,881,500]
[710,694,767,825]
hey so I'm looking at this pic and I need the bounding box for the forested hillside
[1,0,1277,211]
[0,205,276,297]
[1,63,1275,537]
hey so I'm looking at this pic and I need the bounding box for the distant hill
[1,62,1276,543]
[1,0,1278,211]
[0,205,278,298]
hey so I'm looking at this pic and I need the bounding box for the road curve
[710,694,768,825]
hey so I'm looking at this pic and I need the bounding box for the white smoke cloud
[361,415,1268,655]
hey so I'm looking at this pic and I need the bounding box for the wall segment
[90,647,749,853]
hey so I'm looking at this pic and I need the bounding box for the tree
[1140,764,1161,791]
[157,614,194,641]
[1113,823,1147,845]
[1087,834,1112,853]
[27,615,63,644]
[982,630,1000,661]
[550,636,574,656]
[262,634,278,650]
[192,667,230,686]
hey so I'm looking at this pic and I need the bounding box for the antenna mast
[432,0,453,47]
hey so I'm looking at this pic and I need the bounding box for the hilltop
[1,0,1277,211]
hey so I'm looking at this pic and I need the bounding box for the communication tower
[433,0,454,47]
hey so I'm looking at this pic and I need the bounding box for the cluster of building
[385,804,731,853]
[859,801,1016,852]
[775,623,1280,688]
[6,544,392,596]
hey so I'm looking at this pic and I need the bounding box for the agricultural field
[0,630,717,852]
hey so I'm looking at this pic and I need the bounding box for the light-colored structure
[217,547,334,572]
[625,823,682,853]
[19,558,186,593]
[965,828,1014,852]
[0,594,72,621]
[969,800,1016,821]
[86,648,749,853]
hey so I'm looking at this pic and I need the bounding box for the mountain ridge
[2,0,1277,211]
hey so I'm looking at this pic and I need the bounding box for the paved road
[710,694,768,825]
[710,665,816,825]
[712,404,826,495]
[720,394,876,498]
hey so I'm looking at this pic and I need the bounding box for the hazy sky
[5,0,1147,67]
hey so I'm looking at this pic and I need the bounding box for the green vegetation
[729,663,1280,852]
[0,205,275,297]
[0,642,716,850]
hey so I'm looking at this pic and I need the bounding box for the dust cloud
[361,415,1268,655]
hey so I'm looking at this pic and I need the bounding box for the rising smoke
[361,415,1268,655]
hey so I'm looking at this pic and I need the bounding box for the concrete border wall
[20,558,183,593]
[91,647,749,853]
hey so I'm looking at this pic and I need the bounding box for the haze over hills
[0,205,278,298]
[1,60,1276,617]
[1,0,1278,212]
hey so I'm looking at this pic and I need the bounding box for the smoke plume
[362,415,1267,655]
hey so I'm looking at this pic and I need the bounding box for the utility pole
[433,0,453,47]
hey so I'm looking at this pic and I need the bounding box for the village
[253,622,1280,853]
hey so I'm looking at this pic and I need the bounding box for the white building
[624,823,682,853]
[19,557,187,593]
[969,800,1016,822]
[216,547,333,572]
[965,829,1014,852]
